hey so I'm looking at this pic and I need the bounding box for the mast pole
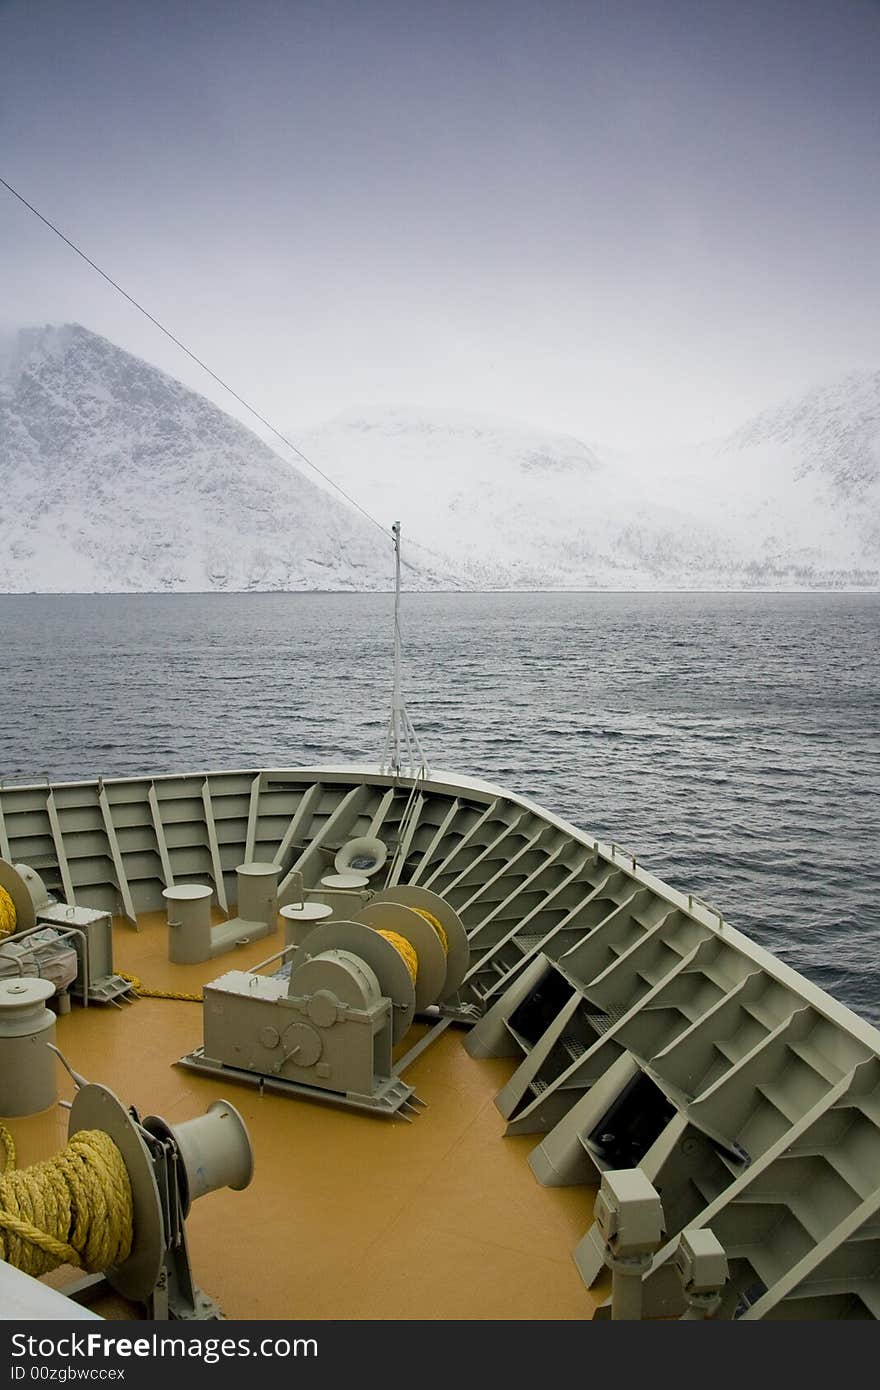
[381,520,428,779]
[391,520,403,775]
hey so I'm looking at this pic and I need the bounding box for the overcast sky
[1,0,879,452]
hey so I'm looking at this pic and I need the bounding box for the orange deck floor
[6,911,608,1321]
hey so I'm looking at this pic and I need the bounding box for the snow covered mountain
[296,407,623,588]
[298,389,880,589]
[0,323,877,592]
[627,370,880,587]
[0,324,452,593]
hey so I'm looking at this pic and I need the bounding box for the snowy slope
[297,408,633,587]
[1,324,877,592]
[0,325,453,593]
[299,395,880,589]
[299,407,734,588]
[633,371,880,585]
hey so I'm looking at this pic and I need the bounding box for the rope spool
[289,891,467,1048]
[359,886,469,1001]
[376,930,418,985]
[289,920,418,1043]
[0,861,42,937]
[355,902,448,1014]
[0,886,16,940]
[0,1120,133,1277]
[375,912,447,989]
[410,907,448,955]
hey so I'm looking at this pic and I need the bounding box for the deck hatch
[585,1070,676,1170]
[508,967,575,1046]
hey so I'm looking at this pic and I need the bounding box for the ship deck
[6,764,879,1320]
[13,910,607,1322]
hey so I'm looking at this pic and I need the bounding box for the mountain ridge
[0,324,456,594]
[1,324,877,593]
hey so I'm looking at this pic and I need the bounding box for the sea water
[1,591,878,1025]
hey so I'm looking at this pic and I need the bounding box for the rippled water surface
[1,591,878,1025]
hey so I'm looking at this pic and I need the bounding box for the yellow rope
[0,1121,133,1277]
[117,971,202,1003]
[411,907,448,954]
[0,1123,15,1171]
[377,930,418,985]
[0,885,16,940]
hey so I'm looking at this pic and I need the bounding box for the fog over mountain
[298,384,880,589]
[0,324,877,593]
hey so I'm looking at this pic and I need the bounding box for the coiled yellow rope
[0,1121,133,1276]
[117,971,202,1003]
[0,885,16,940]
[411,907,448,954]
[374,909,448,988]
[377,930,418,985]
